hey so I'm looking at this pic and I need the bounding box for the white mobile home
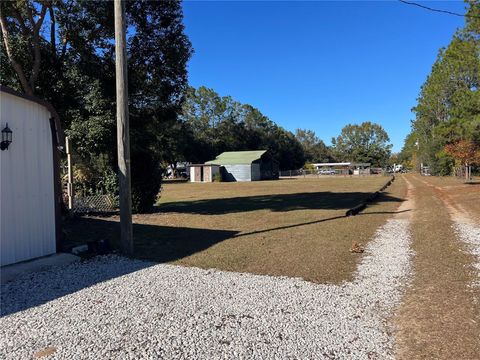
[0,86,63,266]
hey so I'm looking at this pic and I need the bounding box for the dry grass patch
[65,176,407,284]
[420,175,480,222]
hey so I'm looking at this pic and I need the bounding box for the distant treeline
[0,0,394,213]
[174,87,393,171]
[172,86,305,171]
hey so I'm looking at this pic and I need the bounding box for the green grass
[64,176,407,284]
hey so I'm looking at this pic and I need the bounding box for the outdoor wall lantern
[1,123,13,151]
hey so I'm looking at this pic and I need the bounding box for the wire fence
[61,170,119,214]
[279,168,386,178]
[60,137,121,214]
[71,194,118,214]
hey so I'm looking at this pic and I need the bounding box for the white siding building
[0,86,63,266]
[205,150,279,182]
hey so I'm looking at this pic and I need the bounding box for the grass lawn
[64,176,407,284]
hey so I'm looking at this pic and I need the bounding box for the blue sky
[182,1,466,152]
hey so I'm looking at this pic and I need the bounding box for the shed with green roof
[205,150,279,182]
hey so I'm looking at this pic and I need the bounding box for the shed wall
[0,92,56,266]
[251,163,261,181]
[222,165,252,182]
[211,165,220,180]
[190,167,196,182]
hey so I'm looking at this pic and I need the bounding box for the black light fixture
[1,123,13,151]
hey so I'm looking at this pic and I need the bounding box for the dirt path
[394,174,480,359]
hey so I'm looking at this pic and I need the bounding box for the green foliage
[181,86,305,170]
[398,132,419,170]
[0,0,193,213]
[131,149,163,213]
[295,129,335,163]
[405,1,480,175]
[331,122,392,167]
[213,172,223,182]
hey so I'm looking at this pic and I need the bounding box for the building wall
[211,166,220,181]
[190,166,202,182]
[204,166,213,182]
[222,164,252,182]
[251,163,261,181]
[0,92,56,266]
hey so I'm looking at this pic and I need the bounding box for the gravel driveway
[1,218,412,359]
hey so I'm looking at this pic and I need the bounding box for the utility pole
[114,0,133,255]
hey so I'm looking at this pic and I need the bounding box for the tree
[445,139,480,179]
[1,0,193,212]
[295,129,334,163]
[331,122,392,167]
[181,86,305,170]
[0,0,48,96]
[398,132,419,170]
[406,0,480,175]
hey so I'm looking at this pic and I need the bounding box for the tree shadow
[156,191,403,215]
[3,191,405,317]
[63,217,239,263]
[235,209,411,239]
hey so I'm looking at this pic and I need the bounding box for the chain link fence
[71,194,118,214]
[61,171,119,214]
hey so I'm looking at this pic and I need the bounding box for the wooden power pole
[114,0,133,255]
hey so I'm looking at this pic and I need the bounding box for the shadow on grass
[237,209,411,238]
[63,218,239,263]
[2,191,404,317]
[63,191,406,264]
[156,191,403,215]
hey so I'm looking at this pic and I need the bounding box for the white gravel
[453,221,480,287]
[1,219,412,360]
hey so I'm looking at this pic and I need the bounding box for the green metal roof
[205,150,267,165]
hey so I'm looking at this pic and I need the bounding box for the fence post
[66,137,74,210]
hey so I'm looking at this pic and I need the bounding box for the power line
[398,0,480,20]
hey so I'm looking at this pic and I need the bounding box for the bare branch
[59,1,73,61]
[33,2,48,32]
[11,7,34,64]
[48,3,56,54]
[29,2,48,90]
[0,12,34,95]
[12,7,30,36]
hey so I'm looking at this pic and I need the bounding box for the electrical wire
[398,0,480,20]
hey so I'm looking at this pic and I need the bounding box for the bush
[432,150,455,176]
[131,150,163,213]
[214,172,223,182]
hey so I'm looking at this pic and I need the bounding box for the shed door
[194,167,201,182]
[204,167,211,182]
